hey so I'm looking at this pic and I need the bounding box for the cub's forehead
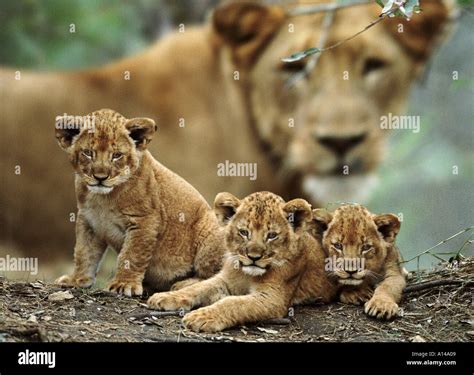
[89,109,128,131]
[236,192,285,222]
[328,205,378,237]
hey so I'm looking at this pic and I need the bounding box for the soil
[0,258,472,343]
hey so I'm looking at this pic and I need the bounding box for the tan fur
[0,1,454,258]
[54,109,226,295]
[147,191,336,332]
[312,204,406,319]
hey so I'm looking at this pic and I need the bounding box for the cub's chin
[87,185,114,194]
[241,265,267,277]
[338,278,363,286]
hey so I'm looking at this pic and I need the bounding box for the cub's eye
[361,244,373,253]
[279,61,306,74]
[362,57,388,76]
[267,232,278,241]
[112,152,123,161]
[238,229,249,239]
[332,243,343,252]
[82,150,93,159]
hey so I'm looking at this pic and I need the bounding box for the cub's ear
[214,192,241,225]
[55,115,83,151]
[380,0,457,68]
[125,117,157,150]
[373,214,401,243]
[282,199,312,233]
[212,0,285,67]
[310,208,333,240]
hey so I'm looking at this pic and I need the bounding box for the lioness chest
[80,198,127,251]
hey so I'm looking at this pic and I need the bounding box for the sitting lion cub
[148,191,331,332]
[312,204,406,319]
[54,108,225,295]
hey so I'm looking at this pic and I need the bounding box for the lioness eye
[112,152,123,160]
[361,244,372,252]
[362,57,388,76]
[333,242,343,251]
[267,232,278,241]
[239,229,249,238]
[279,61,306,74]
[82,150,93,159]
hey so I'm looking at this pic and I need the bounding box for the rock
[410,335,426,342]
[27,315,38,323]
[48,291,74,302]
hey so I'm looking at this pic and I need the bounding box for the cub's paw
[147,292,192,311]
[170,278,201,291]
[107,279,143,297]
[339,288,373,305]
[54,274,94,288]
[182,308,228,333]
[364,295,399,320]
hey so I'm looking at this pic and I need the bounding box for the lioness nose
[93,173,109,182]
[247,253,262,262]
[345,269,358,275]
[317,133,367,156]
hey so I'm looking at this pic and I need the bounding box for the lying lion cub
[312,204,406,319]
[148,191,336,332]
[54,109,226,295]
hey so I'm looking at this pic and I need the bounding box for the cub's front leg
[107,218,159,297]
[148,275,228,311]
[183,291,288,333]
[339,285,373,306]
[364,273,406,320]
[55,215,107,288]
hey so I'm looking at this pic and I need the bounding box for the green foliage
[0,0,160,69]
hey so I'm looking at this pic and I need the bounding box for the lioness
[312,204,406,319]
[0,1,454,258]
[54,109,226,295]
[148,191,337,332]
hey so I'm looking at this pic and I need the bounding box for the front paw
[339,288,373,305]
[107,279,143,297]
[364,295,399,320]
[147,292,192,311]
[54,274,94,288]
[183,308,228,333]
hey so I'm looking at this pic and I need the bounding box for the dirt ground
[0,258,472,343]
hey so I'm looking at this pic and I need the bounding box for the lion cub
[312,204,406,319]
[54,109,226,295]
[147,191,335,332]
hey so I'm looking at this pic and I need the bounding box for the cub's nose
[316,133,367,157]
[247,253,262,262]
[93,173,109,182]
[345,269,358,276]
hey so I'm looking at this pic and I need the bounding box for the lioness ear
[283,199,312,233]
[381,0,456,67]
[212,1,285,67]
[310,208,334,240]
[55,115,83,151]
[125,117,157,150]
[373,214,401,243]
[214,192,241,225]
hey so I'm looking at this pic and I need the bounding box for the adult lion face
[212,0,454,204]
[214,191,311,276]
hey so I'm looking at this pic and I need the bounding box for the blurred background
[0,0,472,279]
